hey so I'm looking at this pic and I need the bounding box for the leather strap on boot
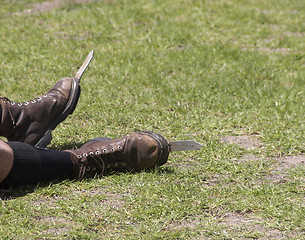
[67,131,169,180]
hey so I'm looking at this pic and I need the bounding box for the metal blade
[75,50,94,81]
[169,140,203,151]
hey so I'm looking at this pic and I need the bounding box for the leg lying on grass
[0,131,169,189]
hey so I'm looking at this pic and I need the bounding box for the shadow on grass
[0,180,62,200]
[101,166,175,178]
[152,166,176,174]
[0,186,35,200]
[0,166,175,200]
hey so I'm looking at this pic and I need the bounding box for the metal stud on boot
[0,77,80,147]
[67,131,170,180]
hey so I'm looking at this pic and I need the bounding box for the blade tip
[196,142,203,150]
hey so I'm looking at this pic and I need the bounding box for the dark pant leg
[1,142,73,188]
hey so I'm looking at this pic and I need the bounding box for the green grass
[1,0,305,239]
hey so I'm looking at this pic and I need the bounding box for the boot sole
[35,78,81,148]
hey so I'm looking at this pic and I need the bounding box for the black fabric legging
[1,141,73,188]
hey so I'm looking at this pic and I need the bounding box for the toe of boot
[48,77,78,106]
[125,131,169,171]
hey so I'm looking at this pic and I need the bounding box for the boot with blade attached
[0,77,81,147]
[67,131,170,180]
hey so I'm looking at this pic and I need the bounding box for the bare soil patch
[265,155,305,183]
[39,216,74,236]
[73,188,125,210]
[14,0,93,15]
[220,135,263,150]
[220,212,291,239]
[241,45,291,54]
[167,217,201,230]
[273,155,305,170]
[236,154,260,163]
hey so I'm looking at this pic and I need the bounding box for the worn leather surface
[0,77,76,145]
[68,131,170,179]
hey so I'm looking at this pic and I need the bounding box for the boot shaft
[0,77,80,147]
[0,94,52,140]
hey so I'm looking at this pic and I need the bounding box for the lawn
[0,0,305,239]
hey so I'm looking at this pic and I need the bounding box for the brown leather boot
[0,77,80,147]
[67,131,170,180]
